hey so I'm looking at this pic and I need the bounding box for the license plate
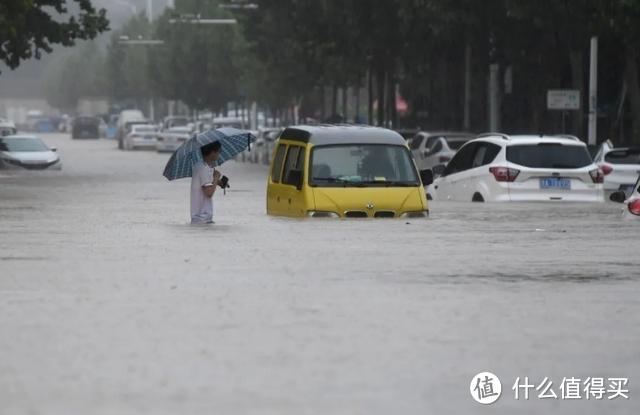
[540,177,571,190]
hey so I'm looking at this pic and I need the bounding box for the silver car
[0,135,61,170]
[410,132,474,171]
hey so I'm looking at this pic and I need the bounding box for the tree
[0,0,109,71]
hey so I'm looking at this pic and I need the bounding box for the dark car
[72,117,101,139]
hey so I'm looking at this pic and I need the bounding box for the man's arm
[201,170,221,198]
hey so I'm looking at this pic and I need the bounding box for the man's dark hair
[201,141,222,157]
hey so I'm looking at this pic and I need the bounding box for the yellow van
[266,125,434,218]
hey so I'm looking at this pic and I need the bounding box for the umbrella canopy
[163,127,256,181]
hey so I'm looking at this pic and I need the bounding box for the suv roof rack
[477,132,510,140]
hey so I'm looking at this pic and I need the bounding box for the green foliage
[0,0,109,71]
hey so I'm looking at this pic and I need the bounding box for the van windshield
[506,144,593,169]
[310,144,419,187]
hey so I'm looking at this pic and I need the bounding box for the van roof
[281,125,406,146]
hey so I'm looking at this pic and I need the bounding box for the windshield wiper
[356,180,417,187]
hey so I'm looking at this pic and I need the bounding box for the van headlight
[306,211,340,218]
[400,211,429,219]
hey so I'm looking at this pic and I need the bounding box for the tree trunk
[368,69,374,125]
[569,49,585,138]
[376,66,385,126]
[331,84,338,118]
[625,48,640,145]
[342,86,348,122]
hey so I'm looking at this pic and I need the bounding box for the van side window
[282,146,304,184]
[271,144,287,183]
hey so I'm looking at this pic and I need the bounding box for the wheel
[472,193,485,203]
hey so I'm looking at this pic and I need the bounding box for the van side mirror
[609,190,627,203]
[285,169,303,190]
[419,169,434,186]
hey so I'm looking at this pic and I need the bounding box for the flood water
[0,133,638,414]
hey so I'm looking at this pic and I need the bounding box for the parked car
[266,125,433,218]
[593,140,640,196]
[162,116,191,131]
[252,127,282,164]
[609,174,640,218]
[116,110,146,149]
[123,124,159,150]
[71,116,101,139]
[0,134,61,170]
[156,126,193,153]
[428,134,604,202]
[410,131,475,170]
[0,120,17,137]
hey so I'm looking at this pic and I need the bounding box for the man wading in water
[190,142,222,224]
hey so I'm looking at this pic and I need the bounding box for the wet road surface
[0,133,638,414]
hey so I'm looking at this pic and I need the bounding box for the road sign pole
[588,36,598,145]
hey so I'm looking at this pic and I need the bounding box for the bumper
[506,189,604,202]
[131,138,157,148]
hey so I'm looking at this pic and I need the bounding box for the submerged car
[71,116,101,139]
[123,124,159,150]
[266,125,433,218]
[410,131,475,171]
[429,134,604,202]
[609,175,640,218]
[0,135,61,170]
[594,140,640,196]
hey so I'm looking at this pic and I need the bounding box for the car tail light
[439,156,451,163]
[589,169,604,184]
[489,166,520,182]
[599,164,614,175]
[629,199,640,216]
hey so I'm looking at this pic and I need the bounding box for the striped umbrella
[163,127,256,181]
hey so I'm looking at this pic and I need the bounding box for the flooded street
[1,133,638,414]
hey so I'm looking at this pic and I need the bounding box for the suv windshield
[310,144,419,187]
[506,144,593,169]
[605,149,640,165]
[0,137,48,152]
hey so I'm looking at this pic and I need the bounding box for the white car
[429,134,604,202]
[593,140,640,195]
[0,135,61,170]
[609,175,640,218]
[252,128,282,164]
[410,132,474,170]
[156,126,193,153]
[0,120,17,137]
[123,124,159,150]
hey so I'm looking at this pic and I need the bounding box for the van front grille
[345,211,368,218]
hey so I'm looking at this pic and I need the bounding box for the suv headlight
[400,211,429,219]
[306,211,340,218]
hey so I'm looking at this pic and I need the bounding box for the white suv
[429,134,604,202]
